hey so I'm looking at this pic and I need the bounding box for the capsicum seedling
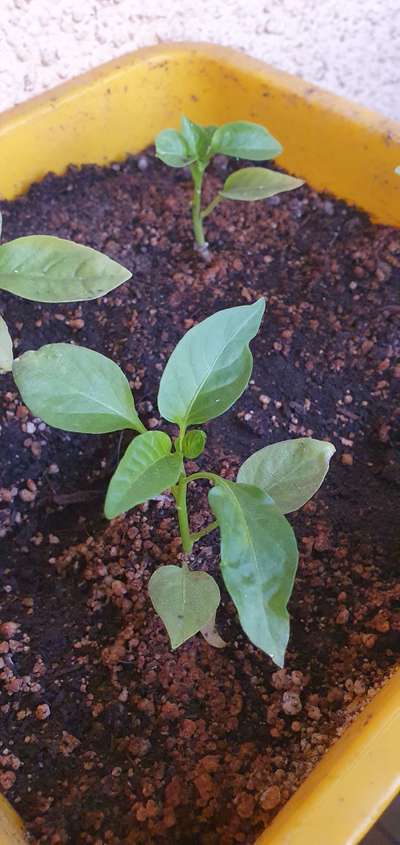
[155,117,303,253]
[13,299,335,666]
[0,210,131,375]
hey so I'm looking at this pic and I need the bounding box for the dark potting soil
[0,150,399,845]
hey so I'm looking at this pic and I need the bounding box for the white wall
[1,0,399,120]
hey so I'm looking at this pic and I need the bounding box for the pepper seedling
[13,299,335,666]
[0,209,131,375]
[155,117,303,252]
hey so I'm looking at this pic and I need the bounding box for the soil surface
[0,151,399,845]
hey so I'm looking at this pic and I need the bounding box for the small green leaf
[0,236,131,303]
[0,316,13,374]
[209,480,298,666]
[238,438,335,514]
[180,117,211,161]
[13,343,144,434]
[211,121,282,161]
[158,299,265,427]
[148,565,220,649]
[182,429,207,459]
[155,128,196,168]
[105,431,182,519]
[221,167,304,202]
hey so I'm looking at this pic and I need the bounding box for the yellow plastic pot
[0,43,399,845]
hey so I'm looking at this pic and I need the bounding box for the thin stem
[191,520,219,543]
[191,164,207,249]
[175,473,193,555]
[201,194,222,220]
[183,470,221,486]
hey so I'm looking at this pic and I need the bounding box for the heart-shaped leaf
[155,128,196,168]
[237,438,335,513]
[221,167,304,201]
[13,343,144,434]
[211,121,282,161]
[105,431,182,519]
[158,298,265,427]
[182,429,207,459]
[148,565,220,648]
[209,480,298,666]
[0,236,131,302]
[0,316,13,374]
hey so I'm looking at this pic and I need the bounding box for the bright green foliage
[0,235,131,302]
[220,167,303,202]
[155,116,303,250]
[13,343,145,434]
[182,429,207,459]
[148,565,220,649]
[238,438,336,514]
[105,432,182,519]
[158,299,265,426]
[0,316,13,374]
[209,481,298,666]
[13,298,335,664]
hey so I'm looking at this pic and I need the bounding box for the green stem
[191,520,219,543]
[175,473,193,555]
[191,164,207,249]
[201,194,222,220]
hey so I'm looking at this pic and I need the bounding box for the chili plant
[0,210,131,375]
[155,117,303,252]
[13,299,335,666]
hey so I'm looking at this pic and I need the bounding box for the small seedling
[0,210,131,376]
[155,117,303,252]
[13,299,335,666]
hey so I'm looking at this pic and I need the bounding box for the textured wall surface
[1,0,399,119]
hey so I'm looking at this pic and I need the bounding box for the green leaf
[208,480,298,666]
[104,431,182,519]
[238,438,335,514]
[182,429,207,459]
[0,316,13,374]
[148,565,220,649]
[180,117,211,161]
[158,299,265,427]
[211,121,282,161]
[155,128,196,168]
[13,343,144,434]
[0,235,131,303]
[220,167,304,202]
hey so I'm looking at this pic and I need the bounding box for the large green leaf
[158,299,265,427]
[148,565,220,649]
[237,438,335,514]
[211,121,282,161]
[221,167,304,201]
[0,235,131,302]
[155,128,196,168]
[208,480,298,666]
[13,343,144,434]
[0,316,13,374]
[104,431,182,519]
